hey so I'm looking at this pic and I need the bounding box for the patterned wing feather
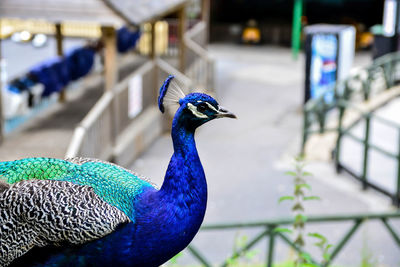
[0,158,156,220]
[0,179,130,266]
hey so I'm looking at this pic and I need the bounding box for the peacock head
[158,75,236,129]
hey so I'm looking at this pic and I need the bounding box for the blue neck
[160,115,207,200]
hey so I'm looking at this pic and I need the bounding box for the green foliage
[274,228,293,234]
[279,196,295,203]
[279,157,333,266]
[167,252,183,266]
[308,233,333,263]
[359,234,377,267]
[226,232,260,267]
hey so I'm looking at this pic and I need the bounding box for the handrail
[65,60,156,160]
[183,21,215,92]
[65,91,114,159]
[186,211,400,267]
[113,60,155,95]
[65,126,86,158]
[201,211,400,230]
[80,91,114,129]
[156,57,192,88]
[184,22,210,59]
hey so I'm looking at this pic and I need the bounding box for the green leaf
[226,257,236,266]
[302,171,313,176]
[323,251,331,261]
[168,252,183,264]
[300,252,312,262]
[303,196,321,201]
[278,196,295,203]
[236,235,248,247]
[285,171,298,177]
[296,183,312,191]
[308,232,327,242]
[273,227,293,234]
[314,241,325,249]
[325,244,334,251]
[244,249,259,260]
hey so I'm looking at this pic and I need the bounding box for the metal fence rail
[302,52,400,204]
[186,212,400,267]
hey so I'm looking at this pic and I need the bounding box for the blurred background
[1,0,400,266]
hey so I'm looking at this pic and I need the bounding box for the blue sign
[310,34,337,104]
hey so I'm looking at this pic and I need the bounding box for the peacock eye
[197,103,208,113]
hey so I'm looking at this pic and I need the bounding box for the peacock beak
[215,106,237,119]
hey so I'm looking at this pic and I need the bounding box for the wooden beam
[201,0,210,44]
[178,5,187,73]
[55,23,66,102]
[150,22,157,59]
[101,26,118,92]
[150,22,159,106]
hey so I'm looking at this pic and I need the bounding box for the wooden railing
[66,20,213,162]
[184,21,214,92]
[65,57,194,161]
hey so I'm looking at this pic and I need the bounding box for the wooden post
[150,21,159,106]
[201,0,210,44]
[150,22,157,60]
[101,26,119,149]
[178,6,187,73]
[101,26,118,92]
[55,23,66,102]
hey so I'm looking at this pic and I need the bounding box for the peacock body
[0,75,235,267]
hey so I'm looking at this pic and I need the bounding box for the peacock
[0,75,236,267]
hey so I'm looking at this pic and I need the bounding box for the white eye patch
[187,103,209,118]
[205,102,218,112]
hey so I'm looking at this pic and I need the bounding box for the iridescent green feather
[0,158,154,221]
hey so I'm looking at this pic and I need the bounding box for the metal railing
[302,52,400,205]
[185,212,400,267]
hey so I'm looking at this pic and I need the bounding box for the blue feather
[158,75,175,113]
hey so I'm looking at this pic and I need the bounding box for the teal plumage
[0,157,152,220]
